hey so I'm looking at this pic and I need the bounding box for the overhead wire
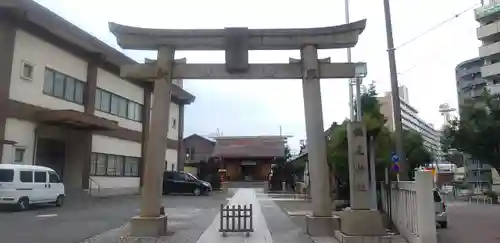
[393,2,481,76]
[394,2,480,51]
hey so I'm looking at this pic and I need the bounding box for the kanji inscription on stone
[355,145,364,155]
[352,127,363,137]
[354,163,365,171]
[356,183,367,191]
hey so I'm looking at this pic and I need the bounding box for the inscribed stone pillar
[347,121,370,210]
[300,45,332,217]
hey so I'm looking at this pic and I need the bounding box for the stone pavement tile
[259,194,314,243]
[81,206,221,243]
[196,188,273,243]
[310,237,340,243]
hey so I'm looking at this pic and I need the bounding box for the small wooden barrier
[219,204,253,237]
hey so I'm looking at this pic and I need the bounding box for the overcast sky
[35,0,480,153]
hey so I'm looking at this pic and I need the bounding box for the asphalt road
[0,193,229,243]
[438,203,500,243]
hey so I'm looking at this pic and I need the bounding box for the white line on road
[36,214,58,218]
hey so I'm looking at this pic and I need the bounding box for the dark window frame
[90,152,139,177]
[14,147,25,164]
[95,88,143,122]
[43,67,85,105]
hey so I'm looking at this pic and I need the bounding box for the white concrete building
[378,86,443,162]
[475,0,500,91]
[0,1,195,196]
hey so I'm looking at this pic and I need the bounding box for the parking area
[438,203,500,243]
[0,192,230,243]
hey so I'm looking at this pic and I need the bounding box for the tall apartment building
[455,58,493,192]
[475,0,500,92]
[0,1,195,196]
[455,57,487,110]
[378,86,443,162]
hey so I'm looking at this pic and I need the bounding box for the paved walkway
[197,188,273,243]
[77,189,314,243]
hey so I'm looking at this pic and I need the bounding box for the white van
[0,164,65,210]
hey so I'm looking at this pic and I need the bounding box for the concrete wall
[165,148,178,171]
[184,166,198,176]
[91,134,141,157]
[9,30,85,112]
[89,177,140,196]
[1,118,36,165]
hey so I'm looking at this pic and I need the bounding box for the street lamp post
[383,0,408,180]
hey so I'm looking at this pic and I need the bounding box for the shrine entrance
[108,20,368,237]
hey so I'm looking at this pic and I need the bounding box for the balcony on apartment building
[480,61,500,78]
[477,19,500,42]
[479,41,500,61]
[475,1,500,22]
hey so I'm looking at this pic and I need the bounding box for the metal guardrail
[219,204,253,237]
[88,177,100,196]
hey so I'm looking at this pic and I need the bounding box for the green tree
[326,82,432,192]
[284,144,292,162]
[442,91,500,172]
[327,82,393,198]
[402,130,433,179]
[443,150,464,167]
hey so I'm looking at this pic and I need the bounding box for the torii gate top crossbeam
[109,19,366,51]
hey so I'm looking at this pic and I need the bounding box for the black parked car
[162,171,212,196]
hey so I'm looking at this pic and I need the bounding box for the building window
[172,118,177,129]
[90,153,139,177]
[21,61,34,80]
[124,157,139,177]
[14,147,25,164]
[95,88,143,122]
[95,153,107,176]
[43,68,85,104]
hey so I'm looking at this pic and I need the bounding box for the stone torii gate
[109,20,368,237]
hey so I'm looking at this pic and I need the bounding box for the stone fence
[380,171,437,243]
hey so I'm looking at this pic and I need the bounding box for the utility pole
[383,0,408,180]
[345,0,355,120]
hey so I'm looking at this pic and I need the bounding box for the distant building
[464,157,492,193]
[182,134,216,169]
[378,86,443,162]
[212,136,287,181]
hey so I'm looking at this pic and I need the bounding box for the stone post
[339,122,385,237]
[130,46,174,237]
[300,45,332,217]
[415,171,437,243]
[347,122,370,209]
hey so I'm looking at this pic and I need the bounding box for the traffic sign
[391,152,399,163]
[391,152,400,172]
